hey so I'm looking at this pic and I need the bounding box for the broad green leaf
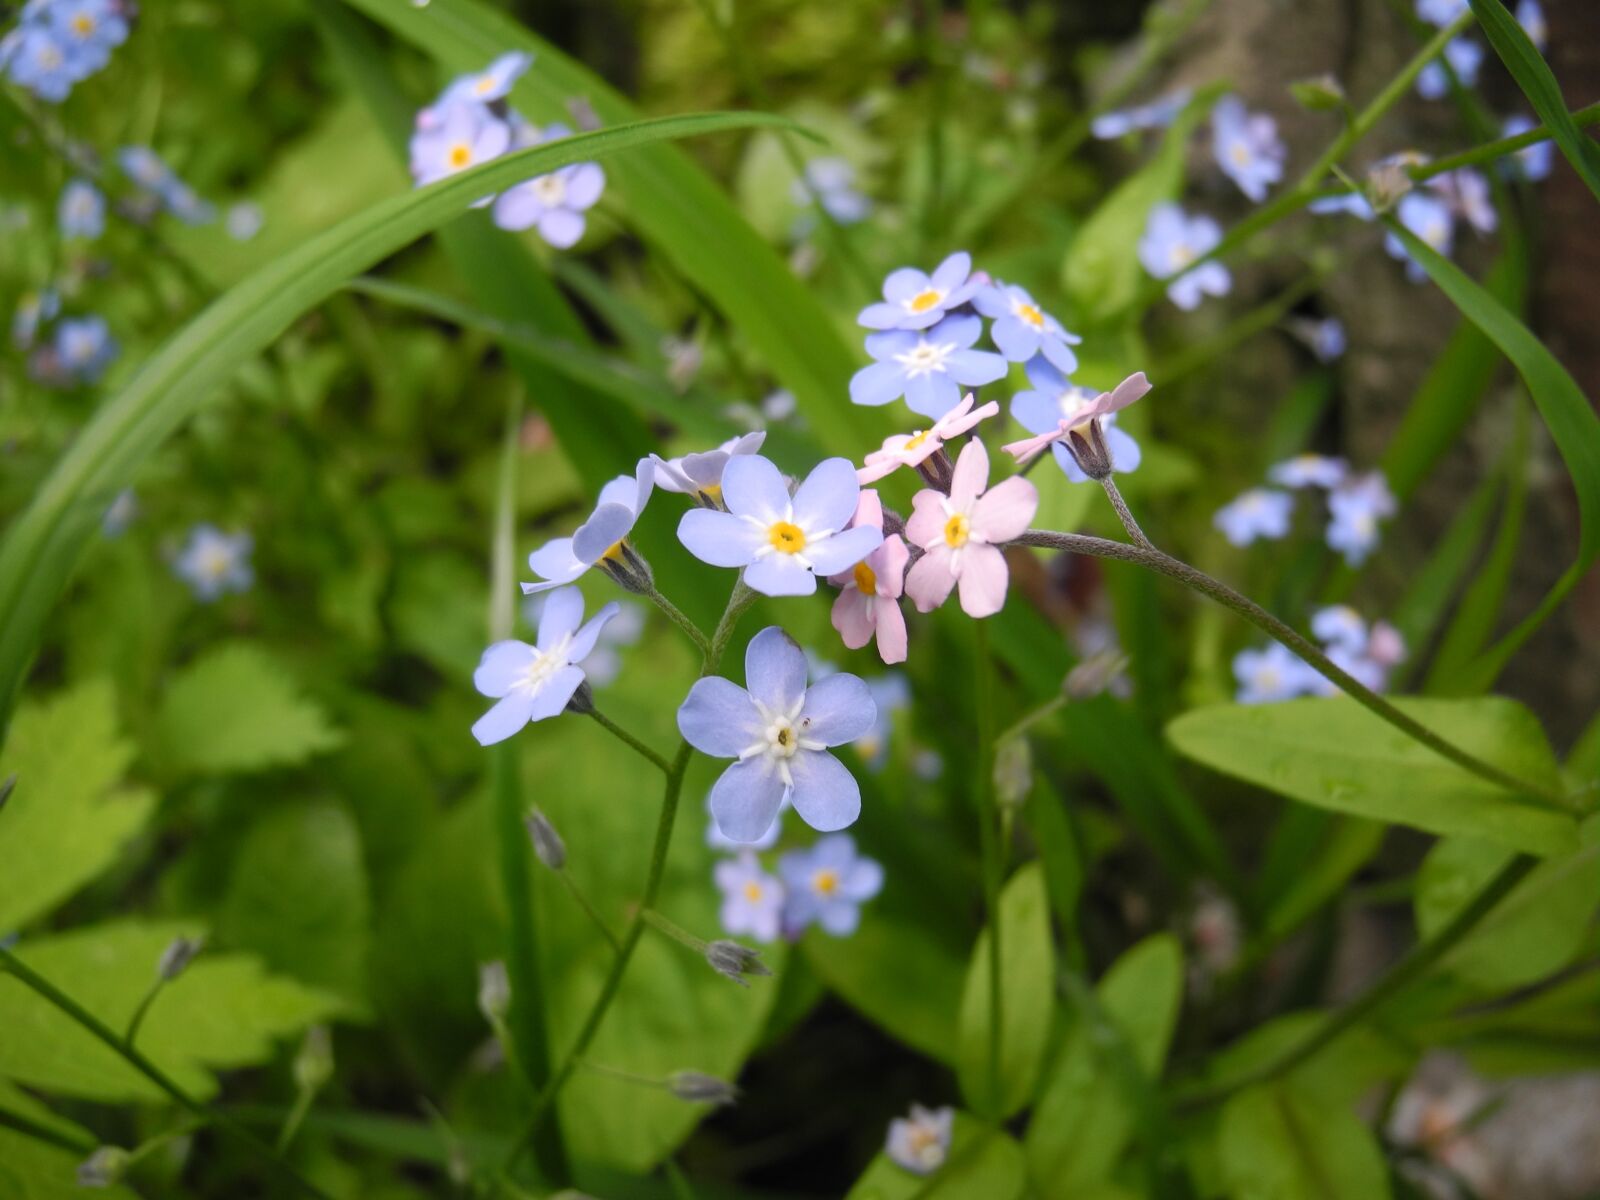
[1026,934,1183,1195]
[217,801,372,1011]
[0,111,794,736]
[1165,697,1578,856]
[0,681,155,931]
[1469,0,1600,203]
[956,863,1055,1118]
[1217,1083,1391,1200]
[0,920,340,1103]
[1203,1014,1411,1109]
[845,1114,1027,1200]
[0,1130,136,1200]
[1415,827,1600,991]
[153,642,343,774]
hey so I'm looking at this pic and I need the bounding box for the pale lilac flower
[101,488,137,537]
[856,674,909,770]
[972,280,1082,372]
[1211,96,1286,202]
[905,440,1038,619]
[54,315,116,382]
[1090,90,1190,139]
[857,251,981,331]
[849,313,1009,419]
[652,432,766,503]
[409,100,510,189]
[678,627,876,842]
[173,524,254,601]
[1189,888,1243,976]
[523,460,654,594]
[762,389,797,424]
[1517,0,1547,50]
[1213,489,1294,546]
[161,180,215,227]
[226,202,264,241]
[886,1104,954,1175]
[522,593,642,687]
[1416,38,1483,101]
[1385,192,1455,282]
[1002,370,1150,469]
[1287,317,1347,363]
[1233,643,1317,704]
[1502,115,1553,181]
[678,456,882,597]
[49,0,128,71]
[1009,361,1144,483]
[1416,0,1468,26]
[437,51,533,109]
[58,178,103,239]
[1311,605,1369,655]
[828,491,910,664]
[778,833,883,937]
[1139,204,1231,310]
[1308,192,1376,220]
[707,793,784,852]
[1368,620,1406,668]
[912,748,944,781]
[1428,168,1495,235]
[856,393,998,484]
[1268,454,1348,490]
[1326,471,1396,565]
[493,127,605,249]
[714,852,786,943]
[470,586,619,745]
[791,157,871,236]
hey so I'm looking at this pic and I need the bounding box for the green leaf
[1468,0,1600,203]
[1165,697,1578,856]
[0,110,796,736]
[1204,1014,1410,1109]
[1026,934,1183,1195]
[0,920,340,1103]
[217,801,372,1012]
[956,863,1056,1119]
[153,642,343,775]
[0,681,155,931]
[845,1114,1027,1200]
[0,1129,136,1200]
[1217,1082,1391,1200]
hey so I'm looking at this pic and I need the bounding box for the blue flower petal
[744,553,819,597]
[850,361,909,408]
[474,641,537,699]
[787,749,861,832]
[744,626,808,714]
[678,676,762,756]
[791,457,860,534]
[722,453,792,524]
[710,757,788,844]
[472,692,535,745]
[678,508,765,568]
[798,673,877,746]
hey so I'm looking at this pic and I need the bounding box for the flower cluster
[712,832,884,943]
[1091,90,1190,140]
[1,0,129,103]
[26,312,117,387]
[1234,605,1405,703]
[119,146,216,226]
[1211,95,1286,202]
[1139,204,1231,310]
[1414,0,1544,101]
[1216,455,1396,566]
[407,52,607,249]
[886,1104,955,1175]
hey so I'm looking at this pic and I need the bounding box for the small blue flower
[11,287,60,349]
[849,313,1009,419]
[101,488,137,538]
[521,593,642,688]
[523,460,654,594]
[1090,90,1190,140]
[226,201,264,241]
[7,26,78,102]
[437,50,533,109]
[48,0,128,74]
[1308,192,1375,220]
[1428,168,1495,235]
[1416,38,1483,101]
[1384,192,1454,282]
[1517,0,1547,50]
[162,181,215,226]
[1416,0,1467,26]
[1233,642,1317,704]
[857,251,981,331]
[409,100,510,189]
[492,123,605,248]
[1211,96,1286,202]
[173,524,253,601]
[53,315,116,382]
[1501,115,1553,181]
[118,146,174,192]
[652,431,766,501]
[714,851,786,943]
[678,627,876,843]
[1011,359,1142,483]
[470,585,620,745]
[1310,605,1368,656]
[707,792,784,852]
[778,833,883,937]
[1325,471,1396,566]
[972,280,1081,372]
[58,178,104,239]
[855,673,909,771]
[1268,454,1348,490]
[1139,203,1231,310]
[1214,489,1294,546]
[677,455,882,597]
[791,157,871,236]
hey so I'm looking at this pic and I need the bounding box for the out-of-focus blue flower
[714,852,785,943]
[1325,471,1396,565]
[1416,0,1468,26]
[53,314,116,382]
[523,460,654,593]
[437,50,533,109]
[707,792,784,852]
[6,25,79,102]
[493,123,605,248]
[50,0,128,73]
[857,251,981,331]
[972,280,1081,372]
[173,524,254,601]
[849,313,1009,419]
[1416,38,1484,101]
[791,157,871,234]
[1269,453,1348,490]
[1233,642,1317,704]
[1090,90,1190,140]
[470,585,620,745]
[11,287,60,349]
[117,146,215,225]
[778,833,883,938]
[886,1105,955,1175]
[162,180,215,226]
[1012,359,1142,483]
[1501,115,1553,181]
[855,673,909,770]
[1139,203,1231,310]
[1214,489,1294,546]
[1211,95,1286,202]
[1308,192,1375,220]
[226,201,264,241]
[1428,168,1495,235]
[58,178,104,239]
[1310,605,1368,655]
[677,456,882,597]
[678,627,876,843]
[1517,0,1547,50]
[101,488,137,537]
[1288,316,1347,363]
[409,100,510,188]
[1385,192,1455,282]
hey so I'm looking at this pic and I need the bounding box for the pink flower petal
[935,395,998,439]
[955,543,1009,617]
[830,588,876,650]
[905,545,957,612]
[1002,425,1064,463]
[948,439,990,510]
[852,489,884,532]
[1093,372,1151,419]
[875,599,908,663]
[873,534,910,598]
[970,476,1039,543]
[904,489,948,550]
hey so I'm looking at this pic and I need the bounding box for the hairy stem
[587,709,671,775]
[1098,476,1154,549]
[643,586,712,658]
[556,871,623,955]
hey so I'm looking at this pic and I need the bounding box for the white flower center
[198,546,232,580]
[532,173,568,206]
[519,633,573,694]
[893,339,956,379]
[1170,241,1196,269]
[740,696,824,789]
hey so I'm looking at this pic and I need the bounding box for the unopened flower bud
[1063,420,1114,481]
[1366,158,1419,212]
[293,1025,333,1093]
[705,939,772,987]
[564,681,596,716]
[1290,74,1346,111]
[77,1146,131,1188]
[669,1070,739,1106]
[596,541,654,594]
[525,809,566,869]
[992,738,1033,809]
[1065,650,1131,700]
[157,934,204,982]
[478,961,511,1024]
[914,447,955,493]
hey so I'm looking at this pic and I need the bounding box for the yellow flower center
[601,540,627,562]
[1230,142,1251,168]
[1017,302,1045,327]
[852,560,877,594]
[1171,242,1196,267]
[812,868,840,896]
[700,483,723,501]
[768,521,806,554]
[72,13,95,35]
[742,882,764,903]
[448,143,473,169]
[908,287,943,313]
[903,429,931,451]
[474,75,496,94]
[943,513,970,548]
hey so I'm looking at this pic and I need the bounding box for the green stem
[123,978,165,1048]
[995,693,1067,746]
[1012,530,1572,810]
[972,621,1003,1112]
[276,1088,316,1155]
[587,709,671,775]
[0,945,334,1200]
[641,908,707,953]
[1098,476,1153,550]
[0,1103,95,1156]
[644,587,713,658]
[556,870,623,955]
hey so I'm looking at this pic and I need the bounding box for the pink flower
[827,491,910,663]
[904,440,1038,618]
[1002,372,1151,464]
[857,393,1000,484]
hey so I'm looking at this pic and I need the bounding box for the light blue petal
[526,537,585,587]
[573,503,638,564]
[677,676,762,756]
[472,692,535,745]
[930,251,972,291]
[1011,390,1059,435]
[474,640,537,699]
[845,856,885,901]
[721,454,791,524]
[818,900,863,936]
[991,315,1039,363]
[791,457,860,534]
[1039,335,1079,375]
[858,300,906,330]
[904,372,961,420]
[971,285,1009,319]
[787,749,861,832]
[931,312,982,349]
[1052,442,1089,484]
[744,626,808,713]
[710,758,788,844]
[568,600,622,663]
[882,267,931,303]
[1025,356,1069,390]
[1106,427,1142,474]
[850,362,909,408]
[798,672,877,746]
[744,553,819,597]
[863,329,919,360]
[678,508,764,568]
[537,586,585,650]
[803,525,883,577]
[527,665,585,722]
[946,348,1009,386]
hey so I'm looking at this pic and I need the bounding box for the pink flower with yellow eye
[827,491,910,664]
[856,393,999,485]
[904,440,1038,619]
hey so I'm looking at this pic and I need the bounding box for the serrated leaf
[845,1114,1027,1200]
[154,642,343,774]
[0,681,155,931]
[1165,697,1577,855]
[0,920,341,1103]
